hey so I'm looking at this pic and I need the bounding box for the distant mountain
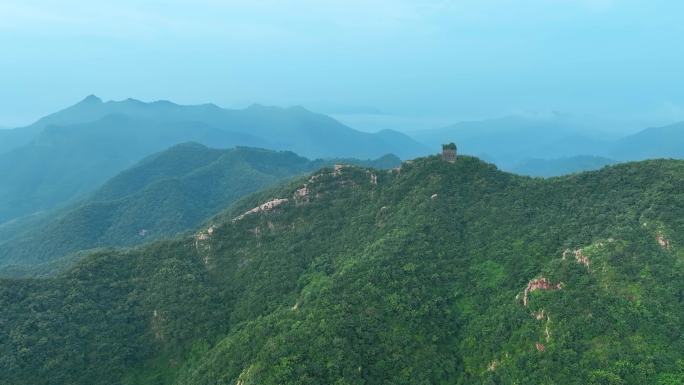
[408,115,684,172]
[0,123,43,155]
[0,95,426,159]
[609,121,684,160]
[2,156,684,384]
[0,96,424,223]
[0,143,400,270]
[0,95,113,154]
[0,115,260,223]
[509,155,616,177]
[408,115,603,166]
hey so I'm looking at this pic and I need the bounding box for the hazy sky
[1,0,683,128]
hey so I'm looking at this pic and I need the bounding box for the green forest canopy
[1,155,683,385]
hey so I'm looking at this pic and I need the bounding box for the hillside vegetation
[510,155,616,177]
[1,156,683,384]
[0,143,400,271]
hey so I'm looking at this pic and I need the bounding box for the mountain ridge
[0,143,402,272]
[0,95,427,159]
[0,96,426,223]
[1,155,682,384]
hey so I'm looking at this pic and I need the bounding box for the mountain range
[0,143,400,274]
[410,115,684,175]
[1,155,682,384]
[0,96,425,224]
[2,96,683,231]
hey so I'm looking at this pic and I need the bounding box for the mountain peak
[80,94,103,104]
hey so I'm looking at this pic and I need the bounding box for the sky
[1,0,683,129]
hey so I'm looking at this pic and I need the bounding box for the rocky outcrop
[523,277,562,306]
[370,173,378,185]
[294,184,310,204]
[233,198,289,222]
[574,249,590,267]
[194,225,216,265]
[333,164,346,176]
[657,233,671,249]
[563,248,590,268]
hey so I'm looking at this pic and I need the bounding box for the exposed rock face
[563,248,590,268]
[574,249,590,267]
[294,184,310,204]
[431,194,438,200]
[545,321,551,342]
[295,185,309,198]
[523,277,562,306]
[195,225,215,242]
[194,226,216,265]
[370,173,378,186]
[657,233,671,249]
[333,164,346,176]
[233,198,289,222]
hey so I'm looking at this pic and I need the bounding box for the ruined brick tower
[442,143,457,163]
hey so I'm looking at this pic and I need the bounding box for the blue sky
[1,0,683,128]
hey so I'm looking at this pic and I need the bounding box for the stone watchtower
[442,143,457,163]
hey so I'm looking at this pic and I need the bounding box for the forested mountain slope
[0,143,400,271]
[1,156,683,385]
[510,155,616,177]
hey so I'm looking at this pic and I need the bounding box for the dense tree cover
[510,155,616,177]
[1,155,683,384]
[0,143,400,271]
[0,144,309,269]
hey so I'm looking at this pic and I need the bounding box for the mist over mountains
[1,95,684,228]
[0,95,427,159]
[411,115,684,174]
[0,96,423,224]
[3,0,684,383]
[0,93,683,385]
